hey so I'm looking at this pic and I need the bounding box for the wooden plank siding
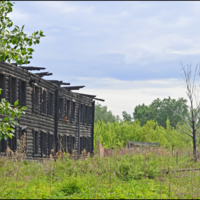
[0,61,95,161]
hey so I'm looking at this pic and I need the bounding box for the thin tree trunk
[192,120,197,162]
[193,133,197,162]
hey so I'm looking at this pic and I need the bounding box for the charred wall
[0,61,95,161]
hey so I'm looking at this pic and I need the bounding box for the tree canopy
[0,1,45,65]
[95,103,121,123]
[122,111,132,122]
[133,97,189,128]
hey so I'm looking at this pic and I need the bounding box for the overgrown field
[0,119,199,199]
[1,148,200,199]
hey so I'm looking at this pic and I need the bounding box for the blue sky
[9,1,200,118]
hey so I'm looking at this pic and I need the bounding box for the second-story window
[10,77,17,105]
[41,90,47,114]
[0,74,5,101]
[66,99,70,120]
[80,104,84,123]
[19,80,26,106]
[81,104,85,124]
[34,86,40,111]
[48,92,53,116]
[88,106,91,125]
[84,105,88,124]
[71,102,76,121]
[59,98,64,119]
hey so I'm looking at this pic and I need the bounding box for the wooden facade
[0,61,103,161]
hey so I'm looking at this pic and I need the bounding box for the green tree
[95,103,121,123]
[0,1,45,65]
[132,103,150,126]
[122,111,132,122]
[0,92,26,140]
[133,97,188,128]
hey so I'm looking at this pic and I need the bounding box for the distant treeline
[95,96,190,129]
[94,96,197,149]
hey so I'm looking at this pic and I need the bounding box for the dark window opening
[73,136,76,150]
[41,90,47,114]
[8,128,17,151]
[60,135,66,152]
[80,104,83,123]
[80,136,83,152]
[48,133,54,155]
[66,99,70,120]
[81,105,85,124]
[34,86,40,111]
[19,80,26,106]
[0,74,5,101]
[71,102,76,121]
[0,138,7,153]
[33,130,39,155]
[10,77,17,105]
[19,127,27,139]
[67,135,75,154]
[59,98,64,119]
[41,132,48,156]
[87,106,92,125]
[82,136,86,151]
[67,136,70,153]
[84,106,88,124]
[48,93,53,116]
[86,137,90,152]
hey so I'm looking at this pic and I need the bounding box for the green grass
[1,149,200,199]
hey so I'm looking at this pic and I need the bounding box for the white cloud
[35,1,94,14]
[71,77,193,118]
[8,10,29,24]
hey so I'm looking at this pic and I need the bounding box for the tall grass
[1,142,200,199]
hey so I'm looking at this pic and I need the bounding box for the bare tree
[167,63,200,162]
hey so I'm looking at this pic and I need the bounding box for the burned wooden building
[0,61,104,161]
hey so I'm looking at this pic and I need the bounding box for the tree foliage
[0,94,26,140]
[122,111,132,122]
[133,97,189,128]
[0,1,45,65]
[95,103,121,123]
[94,118,191,150]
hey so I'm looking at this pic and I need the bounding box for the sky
[9,1,200,119]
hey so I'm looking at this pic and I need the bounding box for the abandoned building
[0,61,104,161]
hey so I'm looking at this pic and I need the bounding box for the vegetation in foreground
[1,147,200,199]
